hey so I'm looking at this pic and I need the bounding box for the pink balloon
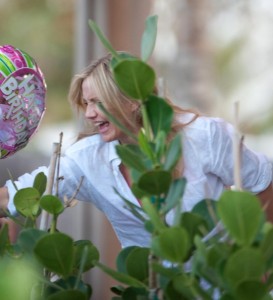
[0,45,46,158]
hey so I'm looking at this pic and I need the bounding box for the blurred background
[0,0,273,299]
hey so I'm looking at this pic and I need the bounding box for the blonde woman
[0,53,272,248]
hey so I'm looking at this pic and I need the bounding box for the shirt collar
[108,140,121,165]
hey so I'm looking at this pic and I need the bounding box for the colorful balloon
[0,44,46,159]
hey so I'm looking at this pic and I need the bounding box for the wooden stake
[39,142,60,231]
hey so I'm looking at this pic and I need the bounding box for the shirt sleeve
[5,166,48,215]
[207,118,273,193]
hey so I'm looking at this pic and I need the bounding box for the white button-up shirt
[6,115,273,248]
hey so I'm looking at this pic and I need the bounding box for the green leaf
[34,233,74,277]
[113,59,155,100]
[141,15,158,61]
[122,287,149,300]
[126,247,149,282]
[155,130,167,159]
[260,226,273,267]
[111,53,136,69]
[141,197,166,232]
[146,95,173,137]
[88,19,119,60]
[17,228,47,253]
[138,130,155,161]
[33,172,47,196]
[151,227,189,263]
[40,195,64,216]
[138,170,172,195]
[235,281,267,300]
[180,212,208,243]
[172,273,211,300]
[192,199,218,232]
[73,240,99,272]
[46,290,87,300]
[116,246,137,274]
[14,187,40,218]
[161,178,186,214]
[116,144,147,173]
[224,247,265,288]
[163,134,182,171]
[218,190,263,246]
[94,261,147,288]
[46,276,92,299]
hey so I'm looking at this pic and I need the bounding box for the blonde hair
[68,53,199,177]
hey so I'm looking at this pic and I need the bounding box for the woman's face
[82,77,129,143]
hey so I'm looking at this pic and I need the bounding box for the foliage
[0,173,99,300]
[88,15,273,300]
[1,13,272,300]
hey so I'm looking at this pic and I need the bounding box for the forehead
[82,77,98,100]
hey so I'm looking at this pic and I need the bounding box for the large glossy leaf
[218,190,263,246]
[146,95,173,137]
[111,53,136,69]
[73,240,99,272]
[116,246,137,274]
[141,15,158,61]
[224,247,265,288]
[34,233,74,277]
[138,170,172,195]
[116,144,147,173]
[33,172,47,196]
[235,280,267,300]
[94,261,147,288]
[163,134,182,171]
[113,59,155,100]
[17,228,47,253]
[14,187,40,218]
[126,247,149,282]
[151,227,189,263]
[161,178,186,214]
[40,195,64,216]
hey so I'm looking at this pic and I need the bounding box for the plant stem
[141,103,152,141]
[50,215,57,234]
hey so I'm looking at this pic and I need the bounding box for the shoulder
[63,134,119,164]
[64,134,103,156]
[181,114,233,144]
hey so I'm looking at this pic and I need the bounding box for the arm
[257,182,273,223]
[0,187,9,217]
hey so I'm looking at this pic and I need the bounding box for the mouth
[95,121,110,133]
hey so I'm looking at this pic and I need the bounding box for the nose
[85,102,97,119]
